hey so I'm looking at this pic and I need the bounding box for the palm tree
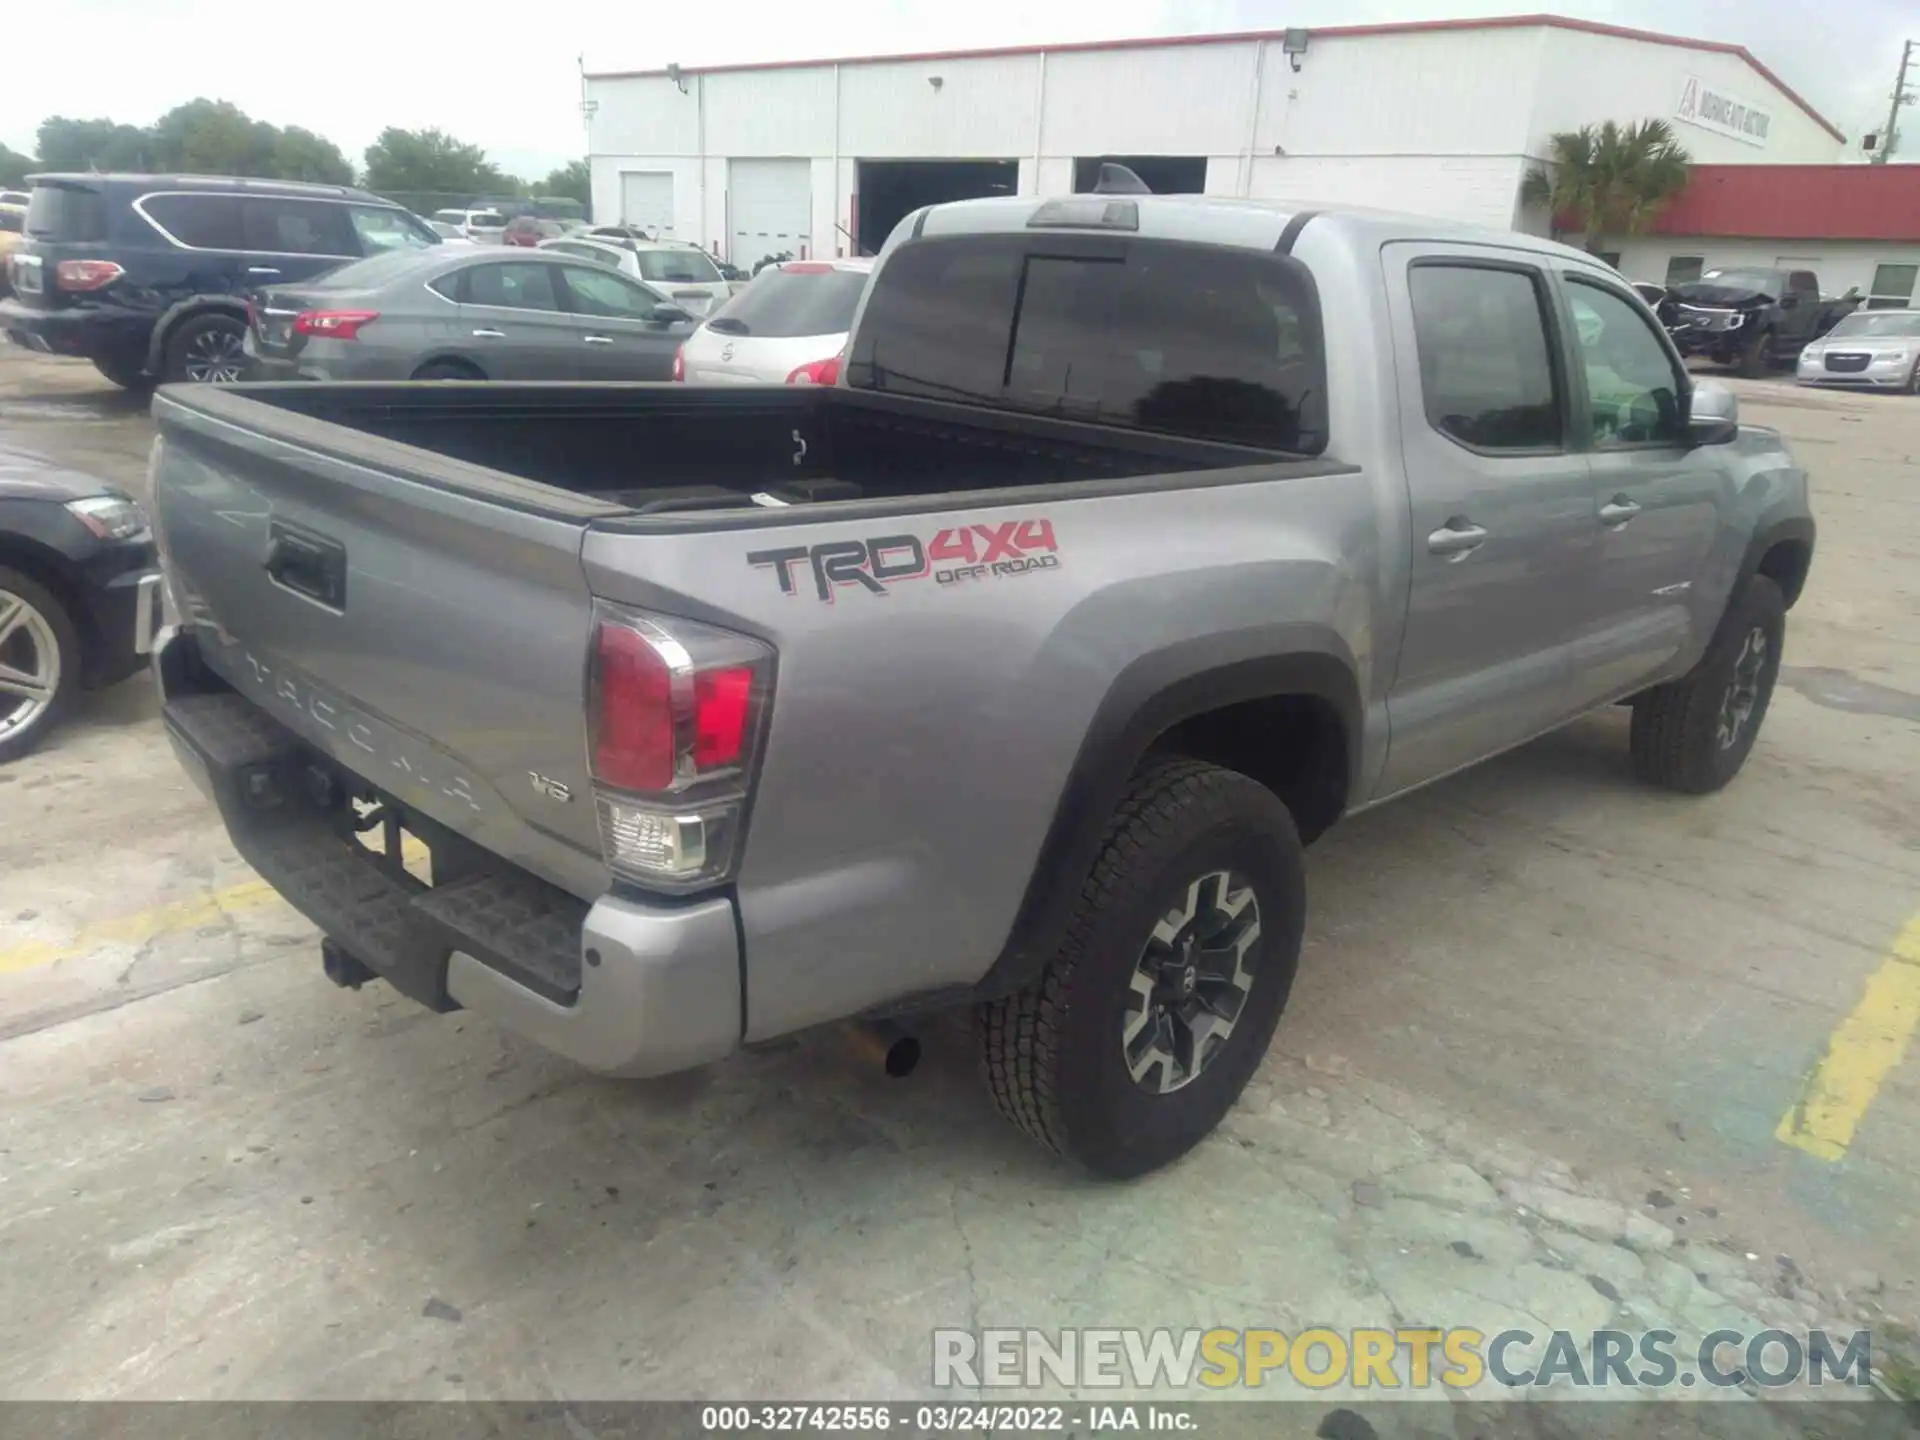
[1521,119,1691,254]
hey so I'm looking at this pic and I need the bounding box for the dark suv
[1,175,441,389]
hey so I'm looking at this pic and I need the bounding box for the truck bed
[176,382,1283,520]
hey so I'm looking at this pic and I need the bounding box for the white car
[1797,310,1920,393]
[430,208,506,244]
[539,235,732,316]
[674,258,874,384]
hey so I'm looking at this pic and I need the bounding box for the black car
[1664,267,1863,376]
[0,174,442,390]
[0,445,160,761]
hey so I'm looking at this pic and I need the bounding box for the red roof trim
[1651,164,1920,242]
[585,13,1844,144]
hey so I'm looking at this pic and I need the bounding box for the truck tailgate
[151,388,619,900]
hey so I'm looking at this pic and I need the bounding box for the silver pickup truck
[149,194,1814,1177]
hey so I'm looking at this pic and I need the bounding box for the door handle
[247,266,281,277]
[1599,496,1642,526]
[1427,518,1489,559]
[470,328,505,338]
[582,335,613,345]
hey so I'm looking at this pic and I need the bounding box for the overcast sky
[6,0,1912,176]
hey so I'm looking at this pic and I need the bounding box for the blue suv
[1,174,443,389]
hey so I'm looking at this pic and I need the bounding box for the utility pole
[1872,38,1915,164]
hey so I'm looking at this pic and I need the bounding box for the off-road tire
[91,355,152,392]
[411,359,485,381]
[0,565,82,765]
[1736,326,1771,378]
[979,757,1306,1178]
[1630,575,1786,794]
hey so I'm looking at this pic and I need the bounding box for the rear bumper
[154,625,743,1077]
[0,296,152,367]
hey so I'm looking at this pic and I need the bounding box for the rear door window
[463,262,563,311]
[138,193,245,250]
[241,197,357,256]
[1406,263,1562,451]
[710,266,868,337]
[25,184,108,242]
[849,237,1326,453]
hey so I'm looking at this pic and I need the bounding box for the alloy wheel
[1123,869,1262,1094]
[1716,625,1769,750]
[184,327,245,383]
[0,589,61,744]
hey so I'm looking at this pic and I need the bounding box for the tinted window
[25,184,107,242]
[1787,271,1818,295]
[710,266,868,337]
[1564,280,1683,446]
[138,193,244,250]
[1407,264,1561,451]
[243,197,356,256]
[637,248,721,283]
[850,238,1325,452]
[351,206,436,253]
[1664,255,1704,286]
[0,209,21,234]
[561,266,657,318]
[469,212,506,229]
[464,262,561,311]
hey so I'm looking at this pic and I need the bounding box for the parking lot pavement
[0,348,1915,1417]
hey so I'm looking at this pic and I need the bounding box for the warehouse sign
[1676,75,1772,147]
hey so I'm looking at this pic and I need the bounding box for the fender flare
[1735,515,1815,609]
[973,637,1363,1000]
[146,296,249,378]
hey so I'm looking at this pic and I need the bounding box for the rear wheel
[91,355,152,392]
[0,566,81,765]
[979,758,1306,1178]
[163,312,247,384]
[411,359,485,381]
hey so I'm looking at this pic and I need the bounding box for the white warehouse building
[584,14,1849,271]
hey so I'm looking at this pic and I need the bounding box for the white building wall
[587,24,1853,252]
[1256,28,1546,158]
[1612,237,1920,304]
[837,53,1040,158]
[1528,29,1845,165]
[1039,42,1258,156]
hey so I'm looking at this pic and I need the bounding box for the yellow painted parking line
[0,879,288,976]
[1776,911,1920,1161]
[0,839,428,977]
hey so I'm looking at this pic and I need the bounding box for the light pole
[1871,39,1915,164]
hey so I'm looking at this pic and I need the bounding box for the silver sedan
[1796,310,1920,393]
[241,246,698,382]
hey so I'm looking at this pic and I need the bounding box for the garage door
[729,159,811,271]
[620,172,675,237]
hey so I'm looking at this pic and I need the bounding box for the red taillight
[593,622,676,791]
[671,345,686,381]
[55,259,124,292]
[588,607,774,889]
[294,309,379,341]
[693,667,754,768]
[786,355,841,385]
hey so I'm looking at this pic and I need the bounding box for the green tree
[1521,119,1691,253]
[0,142,35,188]
[36,116,151,171]
[539,159,590,206]
[150,99,274,175]
[272,127,354,185]
[362,127,513,196]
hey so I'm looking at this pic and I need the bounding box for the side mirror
[652,304,693,324]
[1688,381,1739,446]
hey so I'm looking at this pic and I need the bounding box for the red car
[503,216,561,247]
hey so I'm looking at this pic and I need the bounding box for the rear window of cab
[847,236,1327,455]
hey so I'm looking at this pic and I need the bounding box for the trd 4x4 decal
[748,519,1060,602]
